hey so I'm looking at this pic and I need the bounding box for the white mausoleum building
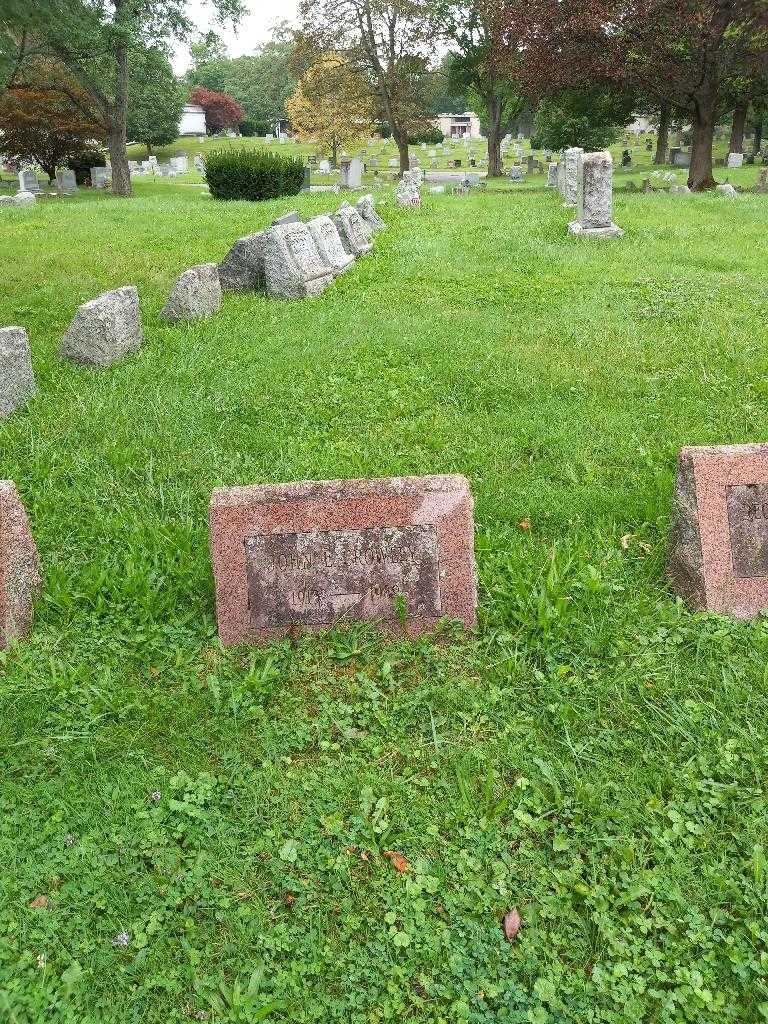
[179,104,206,136]
[433,111,482,139]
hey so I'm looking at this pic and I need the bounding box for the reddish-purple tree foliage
[189,86,244,134]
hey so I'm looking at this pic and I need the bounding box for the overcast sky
[173,0,299,72]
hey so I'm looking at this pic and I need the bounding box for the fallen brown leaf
[283,891,295,907]
[383,850,411,874]
[518,519,531,531]
[28,894,49,910]
[502,907,522,941]
[620,533,632,550]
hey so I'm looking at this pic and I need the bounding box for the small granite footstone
[0,481,42,649]
[218,232,266,292]
[546,162,558,188]
[307,216,355,276]
[263,222,335,299]
[355,194,386,231]
[716,183,738,198]
[332,203,373,256]
[13,192,37,207]
[667,444,768,618]
[160,264,222,322]
[59,286,143,368]
[0,327,35,417]
[209,474,478,644]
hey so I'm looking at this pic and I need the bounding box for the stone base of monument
[209,475,477,645]
[0,481,42,650]
[668,444,768,618]
[568,220,624,238]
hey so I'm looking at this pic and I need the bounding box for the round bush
[205,149,305,201]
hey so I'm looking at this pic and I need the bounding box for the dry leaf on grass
[518,519,531,531]
[28,894,49,909]
[383,850,411,873]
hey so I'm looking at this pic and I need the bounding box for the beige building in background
[433,111,482,139]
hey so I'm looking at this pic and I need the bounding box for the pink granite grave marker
[0,481,42,648]
[668,444,768,617]
[209,475,477,645]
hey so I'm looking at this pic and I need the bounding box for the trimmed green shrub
[205,148,304,201]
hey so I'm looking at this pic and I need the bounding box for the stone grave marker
[18,170,41,194]
[55,168,77,195]
[307,215,355,276]
[388,158,399,168]
[667,444,768,618]
[59,286,143,368]
[219,233,266,292]
[508,166,523,182]
[716,183,738,198]
[0,481,42,650]
[208,474,477,644]
[568,150,623,238]
[355,193,386,232]
[0,327,35,418]
[332,203,373,256]
[262,222,336,299]
[563,147,584,207]
[91,166,109,188]
[727,152,744,168]
[319,159,331,174]
[547,162,558,188]
[301,166,311,192]
[272,210,300,226]
[160,264,222,322]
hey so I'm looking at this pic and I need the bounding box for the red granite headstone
[0,481,42,648]
[668,444,768,617]
[209,475,477,644]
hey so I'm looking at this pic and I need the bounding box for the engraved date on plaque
[726,484,768,578]
[245,525,442,627]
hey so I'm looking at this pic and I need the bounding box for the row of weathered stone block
[0,195,387,405]
[218,196,384,299]
[5,442,768,649]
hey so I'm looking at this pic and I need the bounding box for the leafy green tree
[0,0,244,196]
[532,86,635,152]
[127,47,183,155]
[430,53,470,115]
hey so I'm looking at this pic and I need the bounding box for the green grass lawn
[2,178,768,1024]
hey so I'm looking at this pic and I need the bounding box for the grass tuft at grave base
[2,180,768,1023]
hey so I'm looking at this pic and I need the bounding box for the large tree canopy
[0,0,244,195]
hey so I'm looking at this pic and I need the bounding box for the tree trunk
[653,102,670,165]
[331,141,338,168]
[729,101,748,154]
[395,134,409,175]
[752,113,763,156]
[486,93,503,177]
[108,37,132,196]
[688,94,717,191]
[146,142,153,157]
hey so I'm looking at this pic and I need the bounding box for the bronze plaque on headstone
[245,525,442,627]
[726,483,768,578]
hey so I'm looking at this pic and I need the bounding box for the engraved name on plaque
[245,525,441,627]
[726,483,768,578]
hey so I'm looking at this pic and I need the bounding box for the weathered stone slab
[160,264,222,322]
[218,232,266,292]
[547,162,558,188]
[272,210,300,226]
[18,170,40,194]
[12,192,37,207]
[263,222,335,299]
[307,216,355,276]
[355,194,386,231]
[55,168,77,195]
[667,444,768,618]
[59,286,143,368]
[727,152,744,168]
[563,147,583,207]
[332,203,373,256]
[0,327,35,417]
[209,474,477,644]
[0,481,42,649]
[716,183,738,198]
[568,150,624,238]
